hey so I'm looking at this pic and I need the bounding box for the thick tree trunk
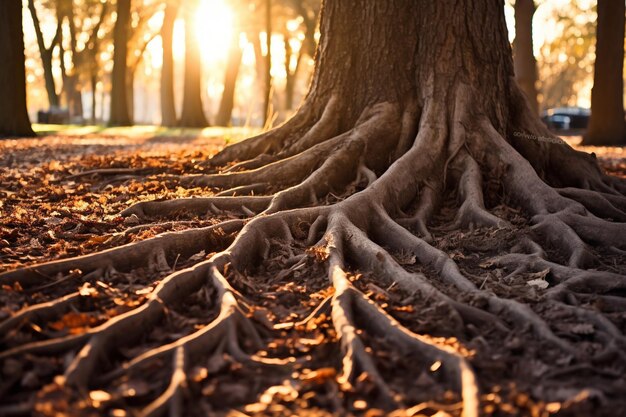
[179,0,209,128]
[109,0,132,126]
[215,29,243,126]
[0,0,35,137]
[583,0,625,145]
[160,1,178,127]
[513,0,539,114]
[306,1,514,131]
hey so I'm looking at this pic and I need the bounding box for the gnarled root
[2,86,625,415]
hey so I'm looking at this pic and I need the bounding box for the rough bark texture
[179,0,209,128]
[1,1,625,416]
[513,0,539,114]
[160,1,179,127]
[583,0,625,145]
[0,0,35,137]
[215,28,243,126]
[108,0,132,127]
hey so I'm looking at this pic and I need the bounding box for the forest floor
[0,127,625,417]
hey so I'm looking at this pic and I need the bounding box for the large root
[2,87,625,415]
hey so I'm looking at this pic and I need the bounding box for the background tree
[0,0,35,137]
[262,0,273,126]
[513,0,539,113]
[537,1,596,109]
[283,0,319,110]
[160,0,179,127]
[178,0,209,127]
[27,0,62,109]
[216,24,243,126]
[583,0,625,145]
[109,0,132,126]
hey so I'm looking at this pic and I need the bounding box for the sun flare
[171,0,234,63]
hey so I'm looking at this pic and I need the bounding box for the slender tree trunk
[216,29,243,126]
[127,69,135,124]
[251,32,266,119]
[263,0,273,126]
[0,0,35,137]
[109,0,132,126]
[179,0,209,127]
[60,0,83,120]
[583,0,625,145]
[91,72,97,124]
[160,1,179,127]
[513,0,538,114]
[284,31,295,111]
[28,0,60,109]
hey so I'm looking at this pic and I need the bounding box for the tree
[178,0,209,127]
[216,25,243,126]
[513,0,539,114]
[284,0,320,110]
[537,2,596,109]
[27,0,62,109]
[109,0,132,126]
[583,0,625,145]
[160,0,179,127]
[0,0,35,137]
[263,0,273,126]
[1,1,625,416]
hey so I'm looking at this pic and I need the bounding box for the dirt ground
[0,130,625,417]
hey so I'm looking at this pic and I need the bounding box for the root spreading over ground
[1,87,626,417]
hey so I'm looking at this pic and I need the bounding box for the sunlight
[195,0,234,62]
[170,0,234,63]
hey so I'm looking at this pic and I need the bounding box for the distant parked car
[541,107,590,131]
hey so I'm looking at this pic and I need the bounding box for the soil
[0,132,625,417]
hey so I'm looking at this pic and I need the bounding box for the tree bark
[179,0,209,128]
[513,0,539,114]
[216,29,243,126]
[0,0,35,137]
[160,1,179,127]
[28,0,61,109]
[109,0,132,126]
[583,0,625,145]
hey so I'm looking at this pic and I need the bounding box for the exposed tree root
[2,89,625,415]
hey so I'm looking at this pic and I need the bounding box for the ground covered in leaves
[0,130,625,416]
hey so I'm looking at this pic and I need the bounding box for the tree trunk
[90,71,97,124]
[0,0,35,137]
[109,0,132,126]
[583,0,625,145]
[179,0,209,128]
[28,0,61,109]
[513,0,539,114]
[215,29,243,126]
[160,1,178,127]
[284,31,296,111]
[127,69,135,124]
[263,0,273,126]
